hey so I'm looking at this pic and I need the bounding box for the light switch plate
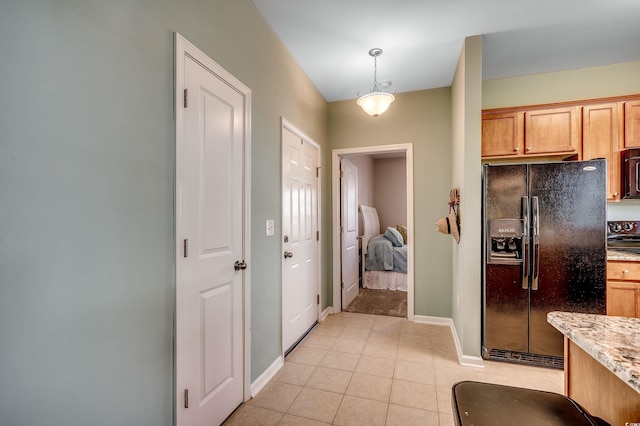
[266,219,275,237]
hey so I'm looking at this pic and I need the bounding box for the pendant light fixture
[357,48,395,117]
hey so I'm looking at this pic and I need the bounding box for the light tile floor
[224,312,563,425]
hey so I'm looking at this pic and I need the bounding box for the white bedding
[359,204,408,292]
[363,270,407,291]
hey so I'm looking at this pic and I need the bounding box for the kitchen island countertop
[547,311,640,393]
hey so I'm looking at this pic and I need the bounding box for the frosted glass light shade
[357,92,395,117]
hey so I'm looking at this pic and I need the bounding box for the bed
[360,205,408,291]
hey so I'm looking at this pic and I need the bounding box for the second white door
[341,158,359,308]
[282,123,319,353]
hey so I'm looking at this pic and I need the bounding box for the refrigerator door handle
[531,196,540,290]
[521,196,530,289]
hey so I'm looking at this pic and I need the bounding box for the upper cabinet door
[524,106,581,155]
[625,99,640,148]
[583,102,621,201]
[482,111,524,157]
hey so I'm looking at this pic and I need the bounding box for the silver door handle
[284,251,293,259]
[234,260,247,271]
[521,196,529,290]
[531,196,540,291]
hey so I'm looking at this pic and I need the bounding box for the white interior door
[282,124,319,353]
[176,36,249,426]
[341,159,359,308]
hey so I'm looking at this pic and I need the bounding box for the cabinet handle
[613,192,619,196]
[623,270,630,274]
[526,146,532,151]
[514,147,519,152]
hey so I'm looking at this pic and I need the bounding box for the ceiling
[251,0,640,102]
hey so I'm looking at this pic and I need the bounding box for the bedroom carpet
[344,288,407,317]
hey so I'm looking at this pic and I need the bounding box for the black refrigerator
[482,160,607,367]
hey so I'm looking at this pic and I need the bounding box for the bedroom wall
[374,157,407,230]
[0,1,327,424]
[328,88,453,318]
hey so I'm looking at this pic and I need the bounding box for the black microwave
[623,149,640,198]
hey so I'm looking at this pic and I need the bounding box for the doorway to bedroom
[331,144,414,320]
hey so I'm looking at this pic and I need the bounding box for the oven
[607,221,640,254]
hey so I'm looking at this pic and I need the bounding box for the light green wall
[483,60,640,109]
[328,88,453,317]
[6,2,639,423]
[451,36,483,358]
[0,1,326,424]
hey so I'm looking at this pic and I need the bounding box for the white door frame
[174,32,252,409]
[281,117,322,350]
[331,144,414,320]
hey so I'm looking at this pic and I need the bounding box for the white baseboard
[320,306,332,322]
[452,333,484,368]
[252,307,331,398]
[250,355,283,397]
[459,353,484,368]
[413,315,484,368]
[413,315,454,326]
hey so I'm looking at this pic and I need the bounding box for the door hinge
[340,226,343,234]
[316,230,319,241]
[316,167,320,178]
[184,88,188,108]
[341,282,345,289]
[184,389,189,409]
[183,239,188,258]
[340,170,344,178]
[317,294,320,304]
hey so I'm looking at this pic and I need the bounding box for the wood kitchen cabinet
[482,106,580,159]
[524,106,581,156]
[482,111,524,157]
[482,94,640,163]
[606,260,640,318]
[625,99,640,148]
[582,102,622,201]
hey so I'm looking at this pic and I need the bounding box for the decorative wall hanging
[435,187,460,243]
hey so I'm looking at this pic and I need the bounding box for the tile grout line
[227,313,562,425]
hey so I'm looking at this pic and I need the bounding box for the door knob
[234,260,248,271]
[284,251,293,259]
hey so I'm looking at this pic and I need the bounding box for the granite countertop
[608,249,640,262]
[547,311,640,393]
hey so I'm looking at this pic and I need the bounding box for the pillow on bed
[385,226,404,247]
[396,224,408,244]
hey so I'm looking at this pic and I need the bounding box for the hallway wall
[0,1,327,424]
[328,88,453,318]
